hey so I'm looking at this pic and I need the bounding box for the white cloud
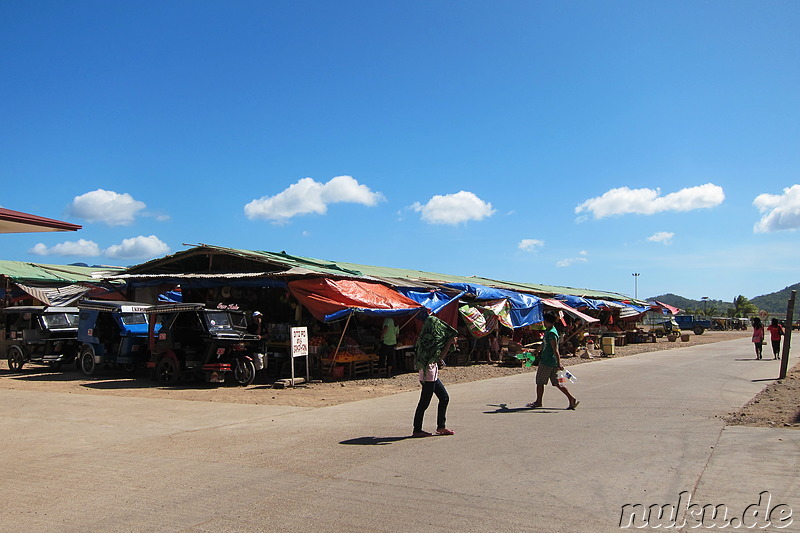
[575,183,725,219]
[412,191,495,225]
[753,184,800,233]
[648,231,675,244]
[28,239,101,257]
[105,235,170,260]
[557,251,589,268]
[244,176,384,223]
[67,189,147,226]
[556,250,589,267]
[518,238,544,252]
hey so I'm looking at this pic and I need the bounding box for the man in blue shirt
[526,311,579,410]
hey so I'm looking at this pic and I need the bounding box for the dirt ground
[1,330,796,428]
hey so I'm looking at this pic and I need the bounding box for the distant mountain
[648,293,731,313]
[649,283,800,315]
[751,283,800,314]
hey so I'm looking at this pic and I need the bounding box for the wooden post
[330,312,353,374]
[779,291,795,380]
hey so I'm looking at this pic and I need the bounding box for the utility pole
[779,290,795,380]
[632,273,640,300]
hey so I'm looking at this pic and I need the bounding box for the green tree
[733,295,757,318]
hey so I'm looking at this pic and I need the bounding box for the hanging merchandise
[479,299,514,330]
[459,304,493,338]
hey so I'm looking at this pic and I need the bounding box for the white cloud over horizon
[575,183,725,220]
[412,191,495,225]
[29,239,102,257]
[648,231,675,244]
[518,238,544,252]
[557,250,589,267]
[753,184,800,233]
[67,189,147,226]
[244,176,384,223]
[29,235,169,260]
[105,235,170,259]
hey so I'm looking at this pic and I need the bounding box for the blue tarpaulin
[554,294,603,311]
[395,288,466,315]
[444,283,543,328]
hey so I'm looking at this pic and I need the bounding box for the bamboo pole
[329,312,353,374]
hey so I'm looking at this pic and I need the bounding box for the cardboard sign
[291,327,308,357]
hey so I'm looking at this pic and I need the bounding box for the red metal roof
[0,208,82,233]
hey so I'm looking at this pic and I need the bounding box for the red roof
[0,208,82,234]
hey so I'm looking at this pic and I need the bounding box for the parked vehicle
[77,300,155,376]
[674,315,712,335]
[641,311,681,337]
[147,303,258,386]
[1,306,80,371]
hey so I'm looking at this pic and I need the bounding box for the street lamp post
[701,296,709,317]
[632,273,640,300]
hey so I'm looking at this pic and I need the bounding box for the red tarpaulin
[541,298,600,323]
[288,278,424,322]
[654,300,681,316]
[0,208,82,233]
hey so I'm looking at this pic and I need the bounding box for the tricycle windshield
[42,312,80,329]
[120,313,147,326]
[203,311,236,331]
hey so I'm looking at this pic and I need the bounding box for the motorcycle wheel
[155,358,180,384]
[8,346,26,371]
[233,358,256,386]
[80,348,96,376]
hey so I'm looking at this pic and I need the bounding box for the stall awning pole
[330,311,353,374]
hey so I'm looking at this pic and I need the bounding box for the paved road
[1,338,798,532]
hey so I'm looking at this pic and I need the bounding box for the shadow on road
[483,403,557,414]
[340,436,413,445]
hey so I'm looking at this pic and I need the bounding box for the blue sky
[2,1,799,302]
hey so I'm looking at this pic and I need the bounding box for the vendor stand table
[321,353,379,379]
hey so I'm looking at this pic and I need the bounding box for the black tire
[155,357,180,384]
[232,358,256,386]
[80,348,97,376]
[8,346,25,371]
[693,326,705,335]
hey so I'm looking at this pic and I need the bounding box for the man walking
[527,311,579,410]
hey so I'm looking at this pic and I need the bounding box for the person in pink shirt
[767,318,784,360]
[751,317,765,360]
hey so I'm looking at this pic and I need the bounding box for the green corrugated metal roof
[161,245,633,300]
[0,260,123,284]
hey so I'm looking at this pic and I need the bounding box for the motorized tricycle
[77,300,155,376]
[147,303,258,386]
[1,306,80,371]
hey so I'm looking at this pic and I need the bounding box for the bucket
[601,337,615,356]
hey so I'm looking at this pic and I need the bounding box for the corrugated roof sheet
[0,260,124,283]
[125,244,634,301]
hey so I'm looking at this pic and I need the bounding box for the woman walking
[767,318,784,360]
[412,315,457,437]
[751,317,765,360]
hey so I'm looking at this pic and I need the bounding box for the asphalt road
[1,337,798,533]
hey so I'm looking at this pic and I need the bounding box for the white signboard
[289,327,310,386]
[291,327,308,357]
